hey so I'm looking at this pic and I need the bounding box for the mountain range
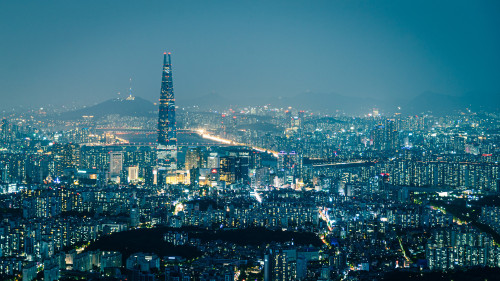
[403,91,500,115]
[179,91,499,116]
[56,96,156,120]
[55,91,499,120]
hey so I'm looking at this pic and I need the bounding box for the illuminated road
[194,129,279,158]
[250,190,263,203]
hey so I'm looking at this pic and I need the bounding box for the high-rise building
[207,152,220,169]
[371,119,399,151]
[219,156,236,184]
[185,147,201,170]
[1,119,10,142]
[157,52,177,172]
[109,152,123,179]
[264,248,297,281]
[52,143,80,177]
[127,165,139,183]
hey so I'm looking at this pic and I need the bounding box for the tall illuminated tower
[157,52,177,171]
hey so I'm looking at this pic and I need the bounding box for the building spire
[129,77,132,95]
[157,51,177,171]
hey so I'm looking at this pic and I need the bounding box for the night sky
[0,0,499,110]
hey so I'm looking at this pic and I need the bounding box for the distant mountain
[61,91,498,119]
[403,91,500,115]
[271,92,389,115]
[463,91,500,113]
[57,96,157,119]
[179,92,393,115]
[178,92,249,109]
[403,91,463,115]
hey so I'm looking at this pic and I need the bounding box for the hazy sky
[0,0,499,109]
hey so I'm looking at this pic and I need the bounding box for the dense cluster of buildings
[0,53,499,280]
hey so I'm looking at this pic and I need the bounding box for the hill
[403,91,500,116]
[56,96,156,120]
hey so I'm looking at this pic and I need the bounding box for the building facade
[157,52,177,172]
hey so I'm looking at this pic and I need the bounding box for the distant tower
[157,52,177,171]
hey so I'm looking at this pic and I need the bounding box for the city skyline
[1,1,500,280]
[1,91,499,280]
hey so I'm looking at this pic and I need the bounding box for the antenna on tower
[127,77,135,100]
[129,77,132,96]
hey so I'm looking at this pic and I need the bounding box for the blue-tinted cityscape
[0,51,499,281]
[1,1,500,280]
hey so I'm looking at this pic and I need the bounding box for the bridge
[311,161,374,168]
[91,127,284,157]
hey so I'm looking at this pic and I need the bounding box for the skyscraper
[157,52,177,171]
[109,152,123,178]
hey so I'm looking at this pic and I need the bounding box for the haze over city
[1,1,500,281]
[1,0,499,111]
